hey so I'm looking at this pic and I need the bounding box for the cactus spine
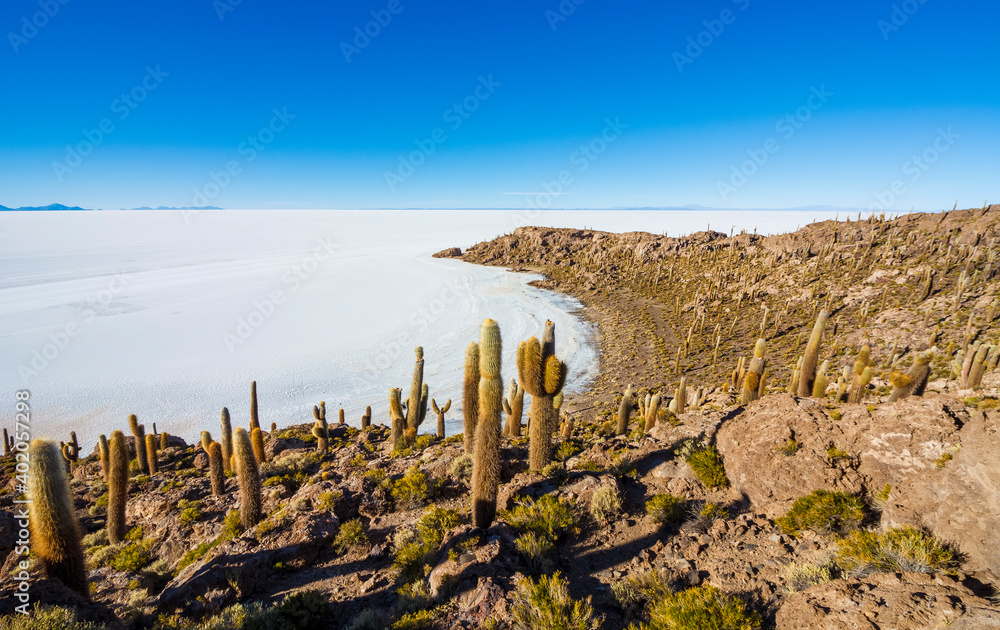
[463,342,480,455]
[313,403,329,451]
[799,310,830,397]
[847,346,874,404]
[128,414,147,474]
[27,439,88,597]
[502,379,524,437]
[432,398,452,438]
[406,347,428,430]
[616,386,634,435]
[250,427,266,464]
[741,339,766,405]
[208,441,225,496]
[107,431,129,545]
[145,433,158,475]
[471,319,502,529]
[250,380,260,431]
[220,407,233,474]
[518,320,568,471]
[233,427,262,528]
[97,434,109,482]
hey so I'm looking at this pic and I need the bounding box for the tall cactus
[847,346,874,403]
[200,431,213,453]
[888,349,935,402]
[128,414,147,474]
[431,398,452,438]
[233,428,262,528]
[642,393,662,432]
[312,403,329,451]
[967,343,991,389]
[798,310,830,397]
[502,379,525,437]
[251,427,266,464]
[338,408,345,426]
[27,439,88,597]
[97,434,109,482]
[463,342,480,455]
[673,377,687,415]
[159,431,169,450]
[362,405,372,429]
[471,319,503,528]
[250,380,260,431]
[107,431,129,545]
[518,320,568,471]
[145,433,158,475]
[389,388,405,450]
[220,407,233,474]
[616,386,634,435]
[2,428,9,456]
[741,339,766,405]
[406,347,428,430]
[208,441,225,496]
[812,360,831,398]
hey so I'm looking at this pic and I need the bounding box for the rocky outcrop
[776,572,1000,630]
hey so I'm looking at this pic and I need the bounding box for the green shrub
[0,604,105,629]
[542,462,569,486]
[514,531,555,573]
[391,466,431,510]
[825,445,850,462]
[89,493,109,516]
[783,561,834,593]
[108,538,155,573]
[699,502,728,522]
[393,506,460,580]
[837,527,958,577]
[177,541,214,572]
[391,610,436,630]
[315,490,341,513]
[501,495,579,543]
[180,507,203,526]
[645,585,760,630]
[219,509,245,542]
[611,569,671,609]
[776,439,799,456]
[412,434,434,451]
[590,486,621,526]
[775,490,865,538]
[646,494,687,525]
[450,455,473,481]
[687,446,728,490]
[334,519,368,554]
[270,590,329,630]
[554,441,579,463]
[509,572,601,630]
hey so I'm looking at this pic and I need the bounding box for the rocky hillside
[2,206,1000,630]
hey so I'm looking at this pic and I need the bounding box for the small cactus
[463,342,480,455]
[517,320,567,471]
[129,414,148,473]
[741,339,766,405]
[388,389,405,450]
[642,393,662,432]
[107,430,129,544]
[220,407,234,474]
[338,408,345,426]
[362,405,372,429]
[200,431,213,453]
[967,343,991,389]
[847,346,874,404]
[502,379,524,437]
[159,431,169,450]
[27,439,88,597]
[812,360,831,398]
[674,376,687,415]
[312,403,329,451]
[799,310,830,397]
[2,428,9,456]
[616,386,634,435]
[251,427,266,464]
[208,441,225,496]
[432,398,452,438]
[233,427,262,528]
[250,380,260,431]
[97,434,109,482]
[471,319,503,529]
[145,433,158,475]
[888,349,935,402]
[270,422,277,434]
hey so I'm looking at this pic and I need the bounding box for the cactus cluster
[129,414,147,473]
[313,402,330,451]
[517,320,568,471]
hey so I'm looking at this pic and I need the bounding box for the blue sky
[1,0,997,210]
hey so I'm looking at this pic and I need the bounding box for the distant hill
[0,203,91,211]
[128,206,223,210]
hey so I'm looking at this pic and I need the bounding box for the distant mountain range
[0,204,223,211]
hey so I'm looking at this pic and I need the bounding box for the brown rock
[432,247,462,258]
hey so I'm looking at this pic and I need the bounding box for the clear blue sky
[1,0,997,210]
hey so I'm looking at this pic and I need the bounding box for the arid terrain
[2,206,1000,630]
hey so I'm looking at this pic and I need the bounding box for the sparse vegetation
[783,561,834,592]
[775,490,865,538]
[391,466,433,510]
[643,585,761,630]
[590,485,622,526]
[837,526,959,577]
[509,572,601,630]
[334,519,368,555]
[687,446,728,490]
[502,495,579,543]
[646,493,687,525]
